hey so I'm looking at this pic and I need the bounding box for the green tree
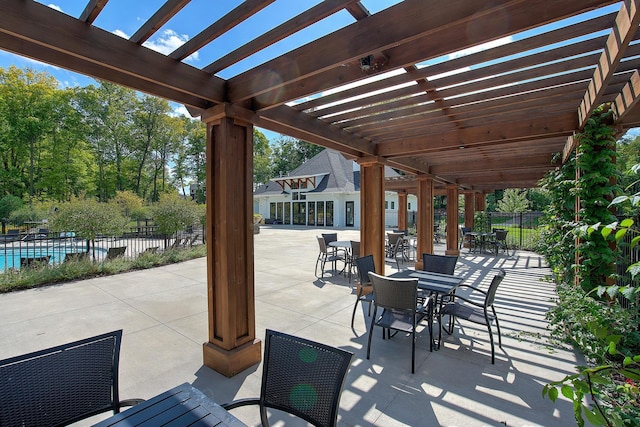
[50,198,128,260]
[0,195,23,233]
[496,188,530,212]
[253,129,272,186]
[110,190,144,219]
[271,136,323,176]
[0,66,58,201]
[150,193,200,244]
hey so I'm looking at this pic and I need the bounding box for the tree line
[0,66,322,215]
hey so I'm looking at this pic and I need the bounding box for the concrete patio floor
[0,227,583,426]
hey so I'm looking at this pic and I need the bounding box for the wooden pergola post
[359,158,386,275]
[464,193,475,229]
[415,176,434,270]
[445,184,460,256]
[397,191,408,231]
[475,193,486,211]
[201,109,261,377]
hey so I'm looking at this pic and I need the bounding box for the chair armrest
[440,294,484,308]
[221,398,261,410]
[455,283,487,295]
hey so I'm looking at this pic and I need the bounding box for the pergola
[2,0,640,376]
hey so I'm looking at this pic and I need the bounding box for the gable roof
[254,149,399,196]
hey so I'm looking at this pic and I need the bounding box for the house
[253,149,417,228]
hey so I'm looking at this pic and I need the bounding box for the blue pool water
[0,245,106,271]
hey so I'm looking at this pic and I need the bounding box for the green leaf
[614,228,627,240]
[610,195,629,205]
[631,236,640,250]
[624,356,633,367]
[560,385,574,400]
[621,368,640,381]
[620,218,634,228]
[547,386,558,402]
[601,227,612,238]
[583,407,606,426]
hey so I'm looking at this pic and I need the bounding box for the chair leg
[492,307,502,348]
[366,309,377,360]
[487,323,495,364]
[411,330,416,374]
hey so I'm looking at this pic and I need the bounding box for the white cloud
[47,4,62,12]
[171,104,191,118]
[112,29,129,39]
[143,30,199,62]
[447,36,513,60]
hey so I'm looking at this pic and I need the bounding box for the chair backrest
[495,229,508,242]
[259,329,353,427]
[317,236,329,254]
[421,253,458,275]
[368,272,418,312]
[20,255,51,269]
[106,246,126,260]
[392,229,408,236]
[350,240,360,258]
[322,233,337,245]
[485,269,506,307]
[64,252,89,263]
[387,232,403,245]
[355,254,376,285]
[0,330,124,427]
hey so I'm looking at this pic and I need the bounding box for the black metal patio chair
[315,236,345,278]
[222,329,353,427]
[0,330,143,427]
[421,253,458,275]
[439,269,507,363]
[367,272,433,373]
[351,254,376,328]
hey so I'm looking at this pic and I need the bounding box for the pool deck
[0,226,584,426]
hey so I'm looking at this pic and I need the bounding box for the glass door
[346,201,354,227]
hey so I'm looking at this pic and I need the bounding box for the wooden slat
[245,0,617,109]
[613,69,640,122]
[431,154,553,175]
[229,0,518,102]
[204,0,361,74]
[169,0,275,61]
[80,0,109,24]
[295,13,615,112]
[0,0,225,106]
[130,0,191,44]
[376,113,577,157]
[578,0,640,128]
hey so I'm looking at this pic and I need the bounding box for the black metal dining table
[390,269,464,295]
[92,382,247,427]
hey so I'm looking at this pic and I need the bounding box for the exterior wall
[255,191,415,229]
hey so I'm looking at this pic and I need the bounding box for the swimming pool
[0,244,106,271]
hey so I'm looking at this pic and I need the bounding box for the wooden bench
[0,330,142,427]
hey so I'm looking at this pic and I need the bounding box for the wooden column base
[203,339,262,378]
[445,248,460,256]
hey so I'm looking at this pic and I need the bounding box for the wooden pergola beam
[578,0,640,128]
[131,0,191,45]
[80,0,109,24]
[169,0,275,61]
[204,0,361,74]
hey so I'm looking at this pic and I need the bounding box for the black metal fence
[0,225,204,273]
[403,210,543,249]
